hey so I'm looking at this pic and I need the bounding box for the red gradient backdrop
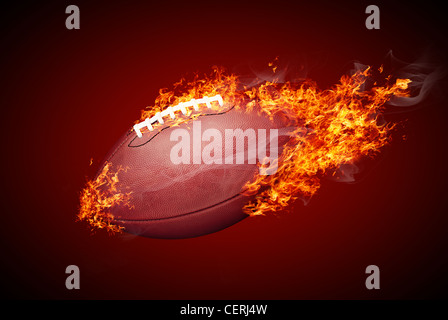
[1,0,447,299]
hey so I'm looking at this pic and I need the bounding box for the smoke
[385,50,446,107]
[327,51,446,189]
[347,50,446,110]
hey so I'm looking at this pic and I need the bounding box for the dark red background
[1,0,447,299]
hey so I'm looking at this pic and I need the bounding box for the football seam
[114,191,247,222]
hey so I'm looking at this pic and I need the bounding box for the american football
[79,66,412,239]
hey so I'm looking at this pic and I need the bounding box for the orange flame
[78,162,132,233]
[79,65,410,232]
[140,67,241,121]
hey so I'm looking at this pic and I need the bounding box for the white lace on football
[133,94,224,138]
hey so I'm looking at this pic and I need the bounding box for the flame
[78,64,410,232]
[395,78,412,90]
[241,68,410,215]
[78,162,132,233]
[268,56,279,73]
[138,67,242,128]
